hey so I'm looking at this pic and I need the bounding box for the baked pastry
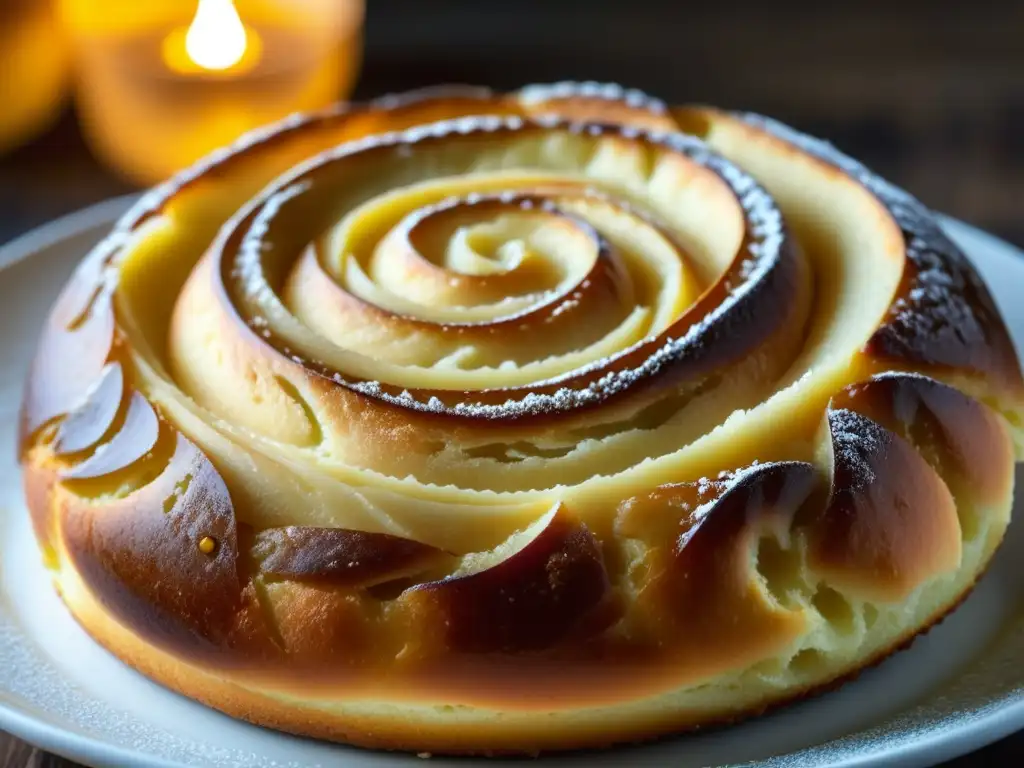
[19,82,1024,755]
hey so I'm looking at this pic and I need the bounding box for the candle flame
[185,0,248,71]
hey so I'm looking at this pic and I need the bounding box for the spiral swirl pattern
[19,83,1024,754]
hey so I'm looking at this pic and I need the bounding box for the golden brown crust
[809,408,962,602]
[53,537,994,756]
[403,504,614,654]
[252,525,450,587]
[696,107,1024,399]
[616,463,815,680]
[18,82,1024,753]
[831,372,1016,509]
[19,246,114,447]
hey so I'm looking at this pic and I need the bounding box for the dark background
[1,0,1022,248]
[1,1,1022,765]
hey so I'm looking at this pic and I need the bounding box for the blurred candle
[60,0,364,185]
[0,0,71,154]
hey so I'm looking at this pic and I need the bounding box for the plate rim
[0,198,1022,768]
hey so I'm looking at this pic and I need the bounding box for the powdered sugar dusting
[235,180,310,300]
[517,81,668,114]
[873,234,1001,369]
[738,112,1005,372]
[828,409,887,492]
[677,461,802,549]
[737,111,954,263]
[223,110,789,421]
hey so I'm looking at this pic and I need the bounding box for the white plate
[1,198,1023,768]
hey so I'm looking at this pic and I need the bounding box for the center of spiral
[181,116,796,428]
[382,193,595,309]
[458,223,531,274]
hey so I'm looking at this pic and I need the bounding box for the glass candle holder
[0,0,71,154]
[60,0,364,185]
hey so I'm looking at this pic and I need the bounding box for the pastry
[19,82,1024,755]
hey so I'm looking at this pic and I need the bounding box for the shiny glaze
[404,504,612,654]
[252,525,452,587]
[831,373,1015,509]
[810,407,961,602]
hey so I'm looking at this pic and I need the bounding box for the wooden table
[2,1,1023,764]
[1,738,66,768]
